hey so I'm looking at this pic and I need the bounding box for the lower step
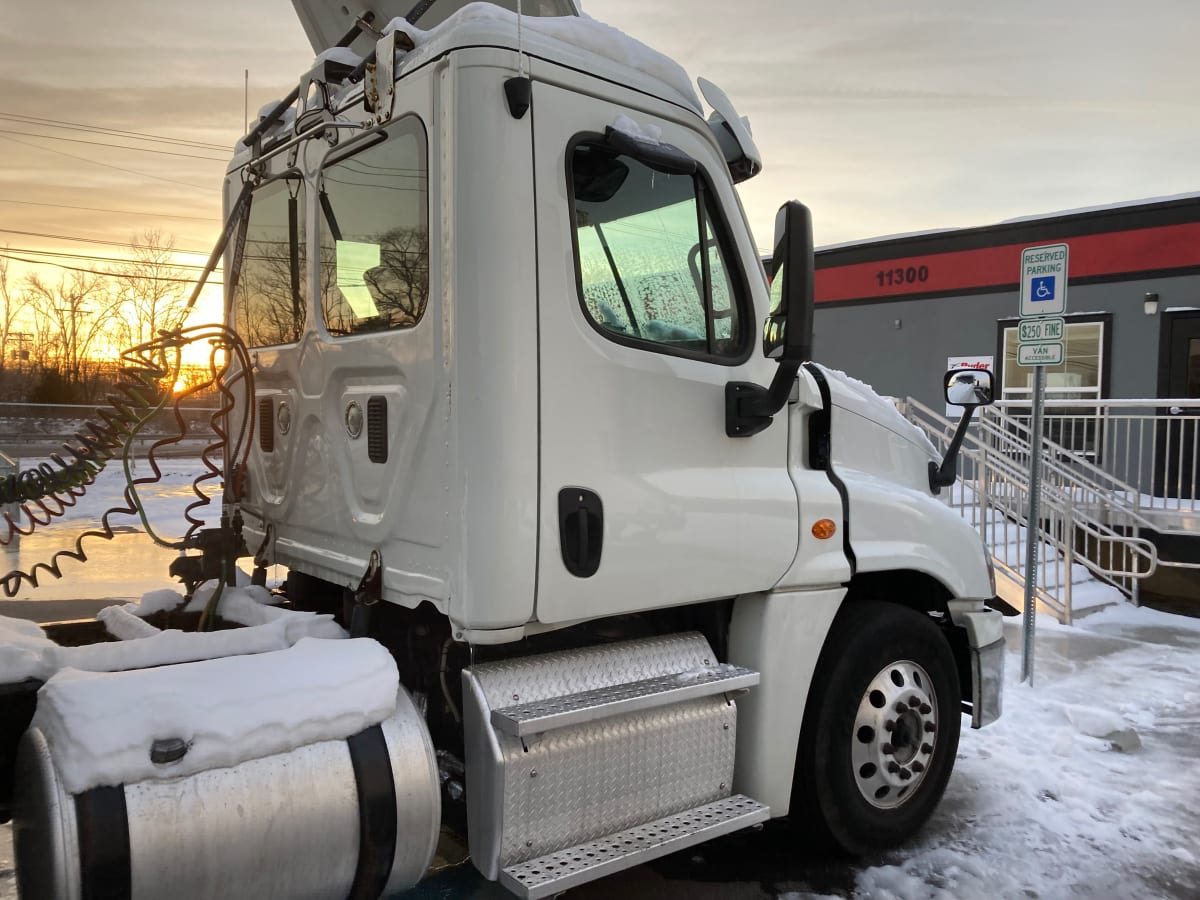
[499,795,769,900]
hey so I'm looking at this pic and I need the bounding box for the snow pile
[32,637,399,794]
[0,616,56,682]
[611,112,663,144]
[313,46,364,70]
[0,586,345,684]
[380,3,701,111]
[819,364,939,457]
[95,606,160,640]
[56,623,297,676]
[120,582,346,643]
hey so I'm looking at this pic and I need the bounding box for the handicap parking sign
[1031,275,1056,302]
[1020,244,1068,316]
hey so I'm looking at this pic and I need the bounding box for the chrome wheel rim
[850,659,938,810]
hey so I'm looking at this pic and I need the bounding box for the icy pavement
[1,459,221,602]
[2,602,1197,899]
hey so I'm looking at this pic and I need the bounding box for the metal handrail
[987,398,1200,524]
[900,397,1162,623]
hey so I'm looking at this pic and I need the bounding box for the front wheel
[791,599,961,853]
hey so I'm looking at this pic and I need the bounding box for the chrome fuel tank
[14,687,440,900]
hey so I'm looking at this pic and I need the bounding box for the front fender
[840,469,993,601]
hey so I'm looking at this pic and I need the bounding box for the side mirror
[944,368,995,408]
[930,367,995,493]
[761,201,815,364]
[727,201,815,437]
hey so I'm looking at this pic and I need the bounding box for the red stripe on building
[815,222,1200,304]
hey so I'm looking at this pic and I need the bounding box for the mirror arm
[725,200,814,439]
[724,359,801,437]
[928,408,975,493]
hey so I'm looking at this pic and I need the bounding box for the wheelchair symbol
[1031,275,1056,302]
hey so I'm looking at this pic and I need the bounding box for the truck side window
[231,176,306,348]
[318,117,429,337]
[569,141,746,362]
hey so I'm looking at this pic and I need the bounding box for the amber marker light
[812,519,837,540]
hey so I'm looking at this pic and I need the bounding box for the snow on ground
[837,611,1200,900]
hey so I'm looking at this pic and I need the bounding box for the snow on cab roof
[376,3,702,113]
[237,3,702,159]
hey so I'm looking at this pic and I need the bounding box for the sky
[0,0,1197,330]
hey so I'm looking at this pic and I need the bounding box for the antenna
[517,0,526,77]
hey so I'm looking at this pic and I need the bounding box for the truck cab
[233,0,809,636]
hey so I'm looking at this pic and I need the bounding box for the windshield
[570,142,744,361]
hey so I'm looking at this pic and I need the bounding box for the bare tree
[364,227,429,327]
[23,271,122,401]
[112,229,190,347]
[0,251,29,373]
[233,236,306,347]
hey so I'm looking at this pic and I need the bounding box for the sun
[173,379,187,393]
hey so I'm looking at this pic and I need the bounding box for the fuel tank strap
[346,723,399,900]
[75,785,131,900]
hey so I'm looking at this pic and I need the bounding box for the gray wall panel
[812,273,1200,409]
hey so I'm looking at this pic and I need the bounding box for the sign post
[1017,243,1068,685]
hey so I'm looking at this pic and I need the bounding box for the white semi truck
[3,2,1007,897]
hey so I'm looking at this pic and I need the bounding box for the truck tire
[791,599,960,853]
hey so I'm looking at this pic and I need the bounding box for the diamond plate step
[490,663,758,737]
[499,794,769,899]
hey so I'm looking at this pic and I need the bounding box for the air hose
[0,326,255,598]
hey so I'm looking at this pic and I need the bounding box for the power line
[5,244,296,271]
[0,128,227,162]
[0,250,224,285]
[0,134,212,191]
[0,111,229,152]
[0,227,213,255]
[3,246,223,271]
[0,198,219,223]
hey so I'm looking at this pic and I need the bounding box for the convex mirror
[944,368,995,407]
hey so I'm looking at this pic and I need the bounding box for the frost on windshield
[571,143,740,358]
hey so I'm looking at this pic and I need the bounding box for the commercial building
[812,193,1200,412]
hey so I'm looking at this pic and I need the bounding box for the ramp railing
[898,397,1165,623]
[987,398,1200,532]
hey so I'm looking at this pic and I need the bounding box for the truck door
[532,81,799,624]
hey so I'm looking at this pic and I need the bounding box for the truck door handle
[558,488,603,577]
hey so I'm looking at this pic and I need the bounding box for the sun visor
[698,77,762,183]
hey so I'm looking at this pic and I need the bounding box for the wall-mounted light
[1144,292,1159,316]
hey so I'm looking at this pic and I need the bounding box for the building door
[1155,310,1200,497]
